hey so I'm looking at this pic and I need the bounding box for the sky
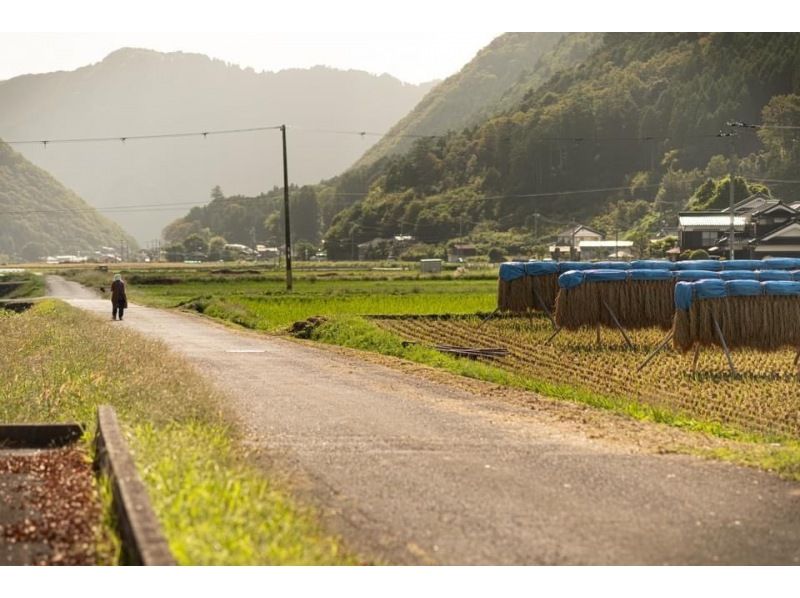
[2,0,787,85]
[0,32,499,85]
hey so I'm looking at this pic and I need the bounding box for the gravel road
[46,275,800,565]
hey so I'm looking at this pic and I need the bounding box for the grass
[0,300,353,564]
[55,264,800,479]
[0,270,44,299]
[61,265,498,330]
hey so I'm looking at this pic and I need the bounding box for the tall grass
[0,301,352,564]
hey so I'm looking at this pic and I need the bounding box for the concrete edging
[0,423,84,447]
[93,405,175,566]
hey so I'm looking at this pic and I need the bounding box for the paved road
[47,276,800,564]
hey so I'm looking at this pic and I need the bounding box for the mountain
[321,33,800,258]
[0,139,137,261]
[350,33,588,169]
[160,33,602,250]
[0,48,436,243]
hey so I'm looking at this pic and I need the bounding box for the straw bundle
[673,295,800,352]
[555,278,675,330]
[497,273,559,313]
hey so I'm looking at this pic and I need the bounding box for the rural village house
[679,192,800,258]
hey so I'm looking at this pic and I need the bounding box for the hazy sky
[0,32,499,85]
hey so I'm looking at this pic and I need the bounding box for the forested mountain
[0,140,136,261]
[162,33,603,251]
[349,33,600,169]
[321,33,800,258]
[0,48,435,243]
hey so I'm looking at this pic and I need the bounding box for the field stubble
[376,315,800,440]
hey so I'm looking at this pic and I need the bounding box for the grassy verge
[310,316,800,480]
[0,300,353,564]
[0,271,44,299]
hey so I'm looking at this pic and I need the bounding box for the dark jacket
[111,280,127,307]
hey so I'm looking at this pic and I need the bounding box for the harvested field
[374,315,800,439]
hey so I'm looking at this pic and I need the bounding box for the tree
[207,236,228,261]
[488,247,507,263]
[182,234,208,258]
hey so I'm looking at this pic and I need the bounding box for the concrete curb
[0,423,84,447]
[93,405,175,566]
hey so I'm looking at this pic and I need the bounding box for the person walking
[110,273,128,321]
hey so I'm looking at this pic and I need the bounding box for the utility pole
[534,213,540,241]
[718,130,737,260]
[281,124,292,291]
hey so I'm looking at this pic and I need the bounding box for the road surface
[46,276,800,564]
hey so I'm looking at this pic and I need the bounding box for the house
[549,225,603,260]
[678,193,800,258]
[447,244,477,263]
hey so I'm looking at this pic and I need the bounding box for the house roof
[721,192,776,213]
[556,224,602,238]
[678,214,746,229]
[758,221,800,242]
[750,201,797,217]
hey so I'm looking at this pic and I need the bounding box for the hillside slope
[323,33,800,257]
[0,48,435,243]
[350,33,591,169]
[0,140,136,260]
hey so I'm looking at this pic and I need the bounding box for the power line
[2,125,283,146]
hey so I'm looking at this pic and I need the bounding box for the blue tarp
[558,270,585,290]
[629,269,674,281]
[694,279,727,300]
[719,271,759,280]
[524,261,559,276]
[557,261,595,273]
[585,269,629,282]
[675,279,800,309]
[590,261,631,270]
[630,260,675,270]
[721,259,763,270]
[674,260,723,271]
[757,270,793,281]
[675,282,693,311]
[499,262,527,282]
[764,281,800,295]
[763,258,800,270]
[726,280,762,296]
[675,270,721,281]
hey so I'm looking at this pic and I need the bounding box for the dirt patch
[0,447,108,565]
[289,316,328,339]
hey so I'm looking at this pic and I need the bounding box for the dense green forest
[165,33,800,260]
[0,140,137,261]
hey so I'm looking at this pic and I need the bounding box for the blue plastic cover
[720,259,763,271]
[757,270,793,281]
[719,270,758,280]
[694,279,727,300]
[763,258,800,270]
[726,280,762,296]
[674,282,694,311]
[674,260,722,271]
[557,261,594,273]
[674,270,721,281]
[584,269,629,282]
[763,281,800,295]
[793,271,800,282]
[558,270,585,290]
[590,261,631,270]
[630,260,675,270]
[524,261,559,276]
[629,269,673,281]
[499,262,527,282]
